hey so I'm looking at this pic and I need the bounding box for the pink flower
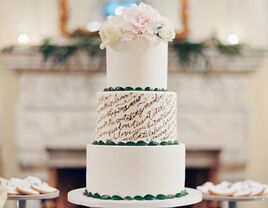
[99,3,175,49]
[122,3,160,34]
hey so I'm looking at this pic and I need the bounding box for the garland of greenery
[40,34,102,64]
[39,34,243,69]
[172,37,244,70]
[172,41,207,67]
[92,140,179,146]
[83,189,188,201]
[103,86,167,91]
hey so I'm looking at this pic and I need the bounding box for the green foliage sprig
[172,40,209,68]
[40,34,101,64]
[39,34,244,68]
[172,36,244,70]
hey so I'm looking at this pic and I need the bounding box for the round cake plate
[7,190,60,208]
[8,190,60,201]
[203,194,268,202]
[68,188,202,208]
[203,194,268,208]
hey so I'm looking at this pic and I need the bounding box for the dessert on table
[2,176,57,196]
[84,3,187,201]
[197,180,268,197]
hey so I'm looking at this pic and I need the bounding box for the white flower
[99,3,175,48]
[144,33,160,46]
[99,22,121,49]
[157,17,176,41]
[157,26,175,40]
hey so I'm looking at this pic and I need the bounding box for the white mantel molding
[0,47,265,73]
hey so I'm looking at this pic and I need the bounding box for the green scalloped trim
[83,189,188,201]
[144,194,155,200]
[92,140,179,146]
[103,87,168,92]
[124,196,134,200]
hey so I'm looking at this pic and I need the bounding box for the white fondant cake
[85,3,186,201]
[107,39,168,89]
[96,91,177,143]
[87,144,185,197]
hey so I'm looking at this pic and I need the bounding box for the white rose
[99,22,121,49]
[157,26,175,41]
[157,17,175,41]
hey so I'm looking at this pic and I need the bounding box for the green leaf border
[83,189,188,201]
[92,140,178,146]
[103,87,167,92]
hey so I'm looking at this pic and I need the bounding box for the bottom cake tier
[86,144,186,200]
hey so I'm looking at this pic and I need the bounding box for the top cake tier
[107,39,168,89]
[99,3,175,89]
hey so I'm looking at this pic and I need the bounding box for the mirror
[59,0,189,39]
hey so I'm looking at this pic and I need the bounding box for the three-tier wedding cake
[84,3,186,201]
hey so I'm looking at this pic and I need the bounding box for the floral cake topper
[99,3,175,49]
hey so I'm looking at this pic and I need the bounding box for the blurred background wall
[0,0,268,47]
[0,1,267,207]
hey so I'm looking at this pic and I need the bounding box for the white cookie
[197,182,215,194]
[209,186,237,196]
[218,181,232,189]
[233,188,251,197]
[197,185,210,194]
[7,186,20,195]
[31,184,57,194]
[233,182,246,189]
[16,186,39,195]
[245,180,262,188]
[263,185,268,195]
[9,178,29,188]
[24,176,42,186]
[250,186,265,196]
[202,182,214,187]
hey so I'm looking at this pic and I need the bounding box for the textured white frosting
[96,91,177,143]
[87,144,185,197]
[106,38,168,89]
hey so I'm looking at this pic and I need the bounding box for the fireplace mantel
[0,46,265,182]
[0,47,264,72]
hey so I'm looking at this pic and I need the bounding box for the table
[203,194,268,208]
[68,187,202,208]
[7,191,60,208]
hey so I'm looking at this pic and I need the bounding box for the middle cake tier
[95,91,177,144]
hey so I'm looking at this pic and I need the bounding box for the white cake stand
[7,190,60,208]
[203,194,268,208]
[68,187,202,208]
